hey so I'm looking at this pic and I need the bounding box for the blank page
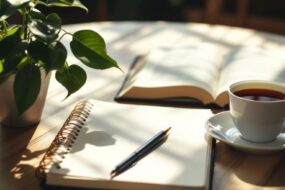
[47,100,213,190]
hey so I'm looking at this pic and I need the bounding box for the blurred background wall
[38,0,285,35]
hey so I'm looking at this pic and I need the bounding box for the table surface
[1,21,285,190]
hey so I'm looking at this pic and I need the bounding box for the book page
[132,43,226,97]
[47,100,213,190]
[217,46,285,97]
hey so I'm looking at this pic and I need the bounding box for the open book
[37,100,215,190]
[115,44,285,107]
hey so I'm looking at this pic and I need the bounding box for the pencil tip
[165,127,171,133]
[110,171,117,179]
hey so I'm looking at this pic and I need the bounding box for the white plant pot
[0,72,51,127]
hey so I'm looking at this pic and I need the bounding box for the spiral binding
[36,100,93,178]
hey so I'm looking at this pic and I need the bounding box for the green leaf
[14,63,41,115]
[2,43,27,74]
[0,26,27,75]
[28,40,67,72]
[70,30,120,70]
[0,59,10,83]
[0,59,3,73]
[0,0,29,20]
[55,64,87,99]
[0,26,21,58]
[29,13,62,42]
[0,57,9,84]
[30,8,46,20]
[38,0,87,12]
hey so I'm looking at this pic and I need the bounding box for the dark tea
[234,89,285,101]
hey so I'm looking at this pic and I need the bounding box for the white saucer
[206,111,285,154]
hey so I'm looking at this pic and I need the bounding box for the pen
[110,127,171,178]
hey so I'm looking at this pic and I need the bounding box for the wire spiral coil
[36,100,93,178]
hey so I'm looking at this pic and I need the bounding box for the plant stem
[22,8,31,41]
[60,28,73,40]
[0,20,8,36]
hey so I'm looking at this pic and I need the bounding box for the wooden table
[1,22,285,190]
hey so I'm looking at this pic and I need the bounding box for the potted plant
[0,0,120,127]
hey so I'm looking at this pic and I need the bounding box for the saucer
[206,111,285,154]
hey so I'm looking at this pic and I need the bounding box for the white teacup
[228,80,285,143]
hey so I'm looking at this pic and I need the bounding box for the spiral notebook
[37,100,215,190]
